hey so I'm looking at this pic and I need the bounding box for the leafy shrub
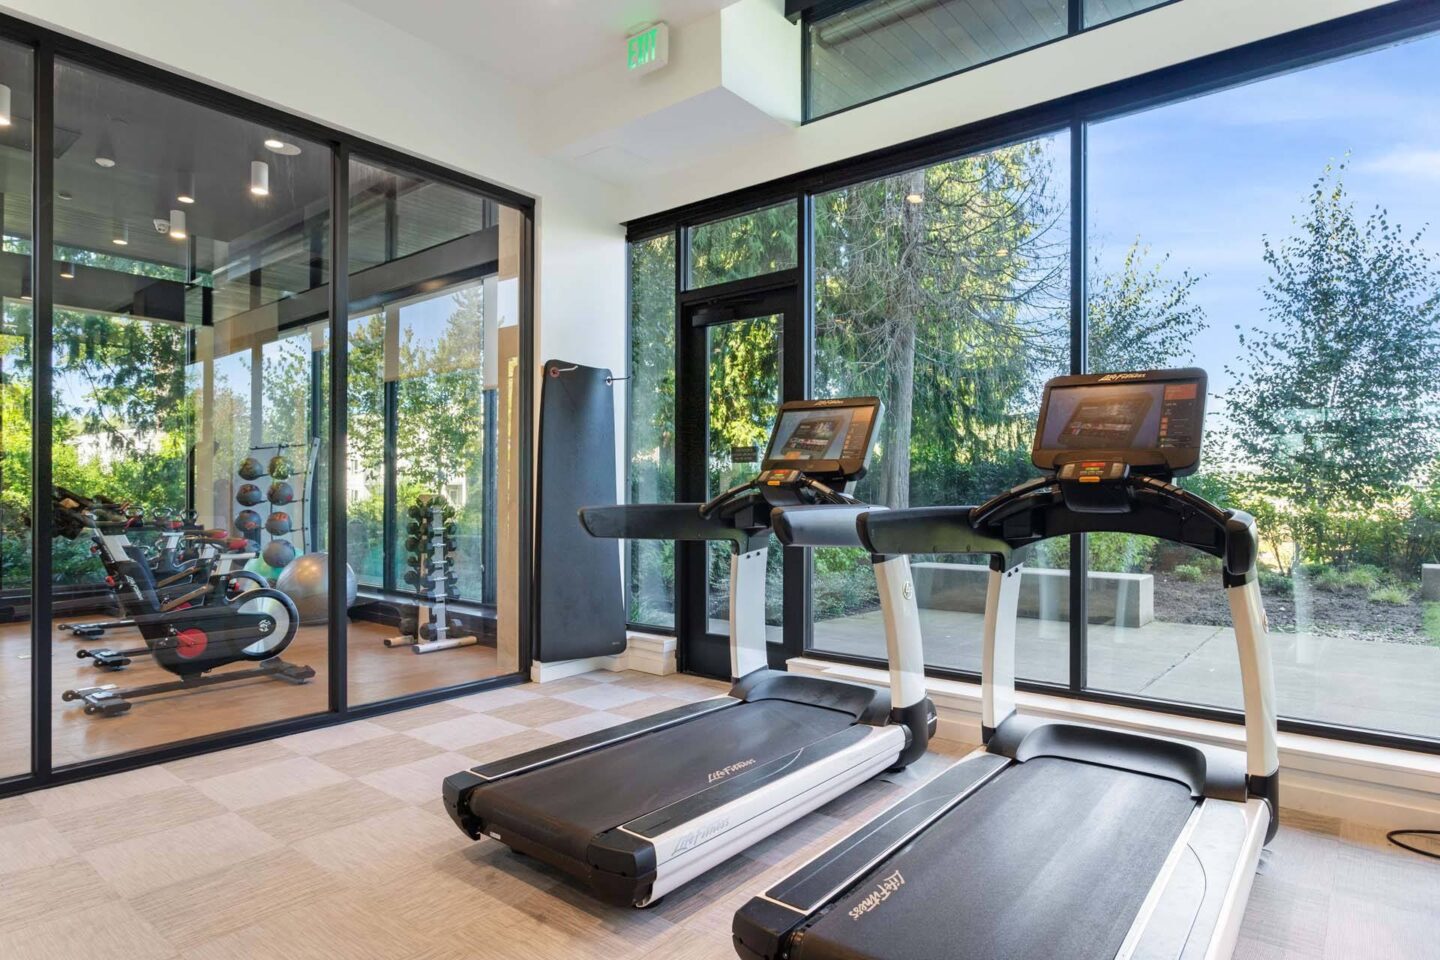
[1171,563,1206,583]
[1368,584,1411,605]
[1343,565,1384,590]
[1313,568,1349,593]
[1259,570,1293,596]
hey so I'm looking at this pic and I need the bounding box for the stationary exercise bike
[56,498,312,717]
[54,488,266,641]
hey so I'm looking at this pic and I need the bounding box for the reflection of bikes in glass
[1056,397,1153,449]
[780,416,842,459]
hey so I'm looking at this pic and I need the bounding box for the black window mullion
[30,40,55,784]
[1069,0,1083,34]
[328,142,350,714]
[782,195,813,666]
[1068,118,1088,694]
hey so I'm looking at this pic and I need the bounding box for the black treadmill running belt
[793,757,1196,960]
[469,700,857,865]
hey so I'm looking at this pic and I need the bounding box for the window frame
[624,0,1440,756]
[800,0,1184,122]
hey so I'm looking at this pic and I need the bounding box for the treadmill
[734,368,1280,960]
[443,396,937,907]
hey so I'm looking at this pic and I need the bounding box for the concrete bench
[911,562,1154,628]
[1424,564,1440,602]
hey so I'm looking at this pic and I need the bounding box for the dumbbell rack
[385,504,477,654]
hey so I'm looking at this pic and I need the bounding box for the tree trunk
[880,169,926,510]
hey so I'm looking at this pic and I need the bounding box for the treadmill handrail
[857,506,1012,561]
[579,502,767,552]
[771,504,873,550]
[970,476,1259,582]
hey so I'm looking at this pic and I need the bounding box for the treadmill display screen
[763,399,881,477]
[1033,371,1206,474]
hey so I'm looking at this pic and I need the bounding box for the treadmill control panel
[1032,369,1207,477]
[762,397,882,481]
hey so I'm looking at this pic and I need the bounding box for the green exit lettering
[628,28,658,70]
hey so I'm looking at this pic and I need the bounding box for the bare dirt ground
[1153,572,1430,644]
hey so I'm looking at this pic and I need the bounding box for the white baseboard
[530,630,676,683]
[786,656,1440,831]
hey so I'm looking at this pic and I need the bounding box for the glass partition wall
[626,6,1440,753]
[0,39,32,779]
[345,158,523,704]
[1,25,531,794]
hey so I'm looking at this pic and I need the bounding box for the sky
[1087,32,1440,416]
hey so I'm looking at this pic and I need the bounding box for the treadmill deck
[792,757,1197,960]
[468,699,859,867]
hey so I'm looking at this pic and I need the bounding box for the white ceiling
[336,0,738,89]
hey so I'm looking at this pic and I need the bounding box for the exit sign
[626,23,669,75]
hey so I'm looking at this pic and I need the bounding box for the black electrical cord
[1387,830,1440,861]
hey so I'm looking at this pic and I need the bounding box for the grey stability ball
[274,552,358,624]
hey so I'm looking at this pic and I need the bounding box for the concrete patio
[808,609,1440,740]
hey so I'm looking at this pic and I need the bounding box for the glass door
[677,281,797,678]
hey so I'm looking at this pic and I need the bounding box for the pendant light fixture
[169,208,188,240]
[112,220,129,246]
[177,172,196,205]
[60,261,76,279]
[0,84,11,127]
[95,122,117,168]
[250,160,270,196]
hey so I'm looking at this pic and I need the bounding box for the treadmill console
[701,397,883,523]
[762,397,882,482]
[1031,369,1207,513]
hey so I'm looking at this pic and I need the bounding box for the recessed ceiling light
[264,138,285,149]
[95,156,116,169]
[264,137,302,156]
[57,190,73,201]
[250,160,270,196]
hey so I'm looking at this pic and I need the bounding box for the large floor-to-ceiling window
[625,8,1440,749]
[810,133,1072,684]
[1085,31,1440,740]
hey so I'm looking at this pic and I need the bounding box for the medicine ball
[265,511,293,536]
[267,481,295,505]
[263,538,297,568]
[238,457,266,480]
[236,483,265,506]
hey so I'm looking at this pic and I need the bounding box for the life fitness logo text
[849,870,905,920]
[1097,372,1148,382]
[708,759,756,784]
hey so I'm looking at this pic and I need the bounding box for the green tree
[1226,166,1440,562]
[1088,243,1207,373]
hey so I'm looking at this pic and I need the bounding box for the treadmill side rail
[1119,797,1269,960]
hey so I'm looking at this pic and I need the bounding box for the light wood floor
[2,669,1438,959]
[0,614,509,772]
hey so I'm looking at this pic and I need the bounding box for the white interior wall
[0,0,630,488]
[618,0,1398,219]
